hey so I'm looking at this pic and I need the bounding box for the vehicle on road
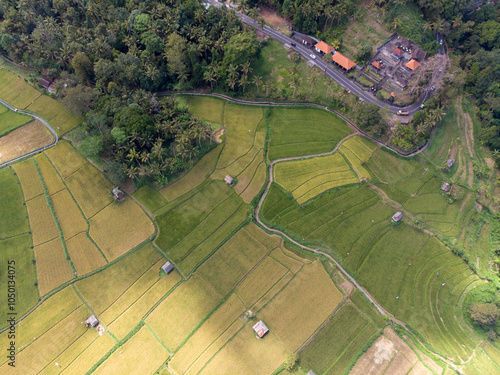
[309,54,316,59]
[291,42,296,47]
[397,110,409,116]
[440,39,443,45]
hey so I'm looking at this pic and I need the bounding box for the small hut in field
[252,320,269,338]
[446,159,454,168]
[224,175,234,186]
[86,315,99,328]
[392,212,403,222]
[161,261,174,274]
[112,187,126,201]
[441,183,451,192]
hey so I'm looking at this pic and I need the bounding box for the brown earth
[0,120,54,164]
[213,128,225,143]
[259,7,291,29]
[351,328,442,375]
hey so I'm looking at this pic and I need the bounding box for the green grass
[268,107,352,161]
[0,104,33,136]
[0,234,38,324]
[299,303,377,374]
[0,168,30,238]
[133,185,169,213]
[155,180,248,275]
[260,179,482,360]
[185,95,225,124]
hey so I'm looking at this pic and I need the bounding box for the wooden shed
[392,212,403,222]
[161,261,174,274]
[86,315,99,327]
[252,320,269,338]
[112,187,125,201]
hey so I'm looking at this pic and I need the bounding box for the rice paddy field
[1,95,499,375]
[0,103,33,136]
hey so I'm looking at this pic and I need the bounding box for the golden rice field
[26,94,82,135]
[25,194,59,246]
[51,189,87,240]
[65,233,107,276]
[274,153,359,204]
[146,274,222,352]
[93,326,168,375]
[168,293,246,375]
[0,69,41,109]
[75,244,162,315]
[0,120,53,164]
[34,238,74,295]
[259,261,343,352]
[34,153,66,195]
[107,270,181,340]
[12,159,44,200]
[64,163,113,218]
[88,199,154,261]
[44,140,87,178]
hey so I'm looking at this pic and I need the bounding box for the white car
[310,54,316,59]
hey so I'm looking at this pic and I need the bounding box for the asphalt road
[208,0,435,115]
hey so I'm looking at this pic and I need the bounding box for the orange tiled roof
[372,61,381,69]
[332,52,356,70]
[315,41,334,54]
[392,47,404,56]
[406,59,420,70]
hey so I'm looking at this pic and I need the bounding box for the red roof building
[332,52,356,71]
[371,61,382,69]
[314,41,334,54]
[406,59,420,70]
[392,47,404,57]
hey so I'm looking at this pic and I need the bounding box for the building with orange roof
[371,61,382,69]
[332,52,356,71]
[406,59,420,70]
[314,41,334,55]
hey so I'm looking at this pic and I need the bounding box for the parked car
[310,54,316,59]
[291,42,296,47]
[397,110,409,116]
[439,40,443,45]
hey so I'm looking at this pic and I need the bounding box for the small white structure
[161,261,174,274]
[86,315,99,328]
[392,212,403,222]
[224,175,234,186]
[441,183,451,192]
[446,159,454,168]
[252,320,269,338]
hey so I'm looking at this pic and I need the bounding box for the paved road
[0,98,58,169]
[207,0,435,115]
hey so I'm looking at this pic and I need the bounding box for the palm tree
[258,18,266,30]
[203,69,216,90]
[241,61,252,77]
[253,75,263,92]
[391,18,401,30]
[308,73,318,95]
[239,74,249,93]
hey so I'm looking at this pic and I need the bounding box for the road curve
[207,0,430,115]
[0,98,58,169]
[159,91,429,157]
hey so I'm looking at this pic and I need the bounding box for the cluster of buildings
[291,32,357,72]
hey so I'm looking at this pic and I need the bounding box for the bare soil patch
[351,328,442,375]
[213,128,225,144]
[259,7,291,29]
[0,120,53,163]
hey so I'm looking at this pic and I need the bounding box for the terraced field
[1,95,498,375]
